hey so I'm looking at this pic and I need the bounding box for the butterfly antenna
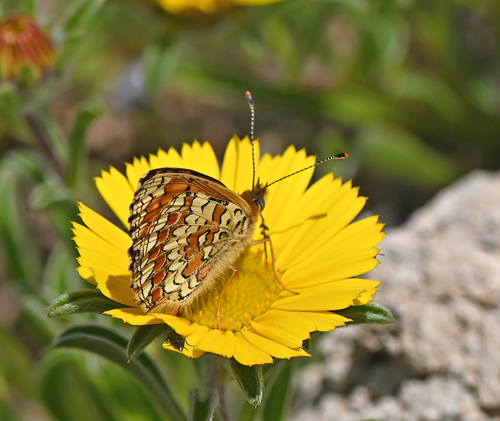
[266,153,349,189]
[246,91,256,190]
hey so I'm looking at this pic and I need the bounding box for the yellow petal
[92,271,136,307]
[105,307,162,325]
[151,314,199,336]
[281,183,366,269]
[220,136,257,193]
[232,332,273,366]
[241,330,309,359]
[95,167,134,228]
[196,329,235,358]
[260,146,315,232]
[290,217,384,275]
[294,311,351,331]
[149,147,183,169]
[126,156,151,194]
[75,246,128,277]
[256,309,316,335]
[324,215,384,251]
[183,324,211,347]
[76,204,131,252]
[272,174,340,260]
[179,141,220,179]
[250,318,304,348]
[284,248,380,287]
[76,267,96,285]
[271,286,363,312]
[163,340,205,359]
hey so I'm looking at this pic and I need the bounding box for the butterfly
[128,92,348,327]
[128,166,267,318]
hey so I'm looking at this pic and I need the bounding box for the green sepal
[47,289,124,318]
[229,359,264,407]
[188,388,218,421]
[53,324,187,421]
[333,303,393,324]
[127,324,173,361]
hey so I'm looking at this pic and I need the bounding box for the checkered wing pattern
[128,168,258,314]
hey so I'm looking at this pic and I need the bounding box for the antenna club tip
[344,153,350,158]
[245,91,254,106]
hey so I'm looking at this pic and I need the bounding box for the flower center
[181,248,282,331]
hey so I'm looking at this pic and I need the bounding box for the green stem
[24,112,65,177]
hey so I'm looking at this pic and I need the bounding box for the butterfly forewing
[128,168,260,314]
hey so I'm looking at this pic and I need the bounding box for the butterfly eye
[254,196,265,211]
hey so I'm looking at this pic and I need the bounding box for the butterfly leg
[250,237,298,295]
[217,266,238,330]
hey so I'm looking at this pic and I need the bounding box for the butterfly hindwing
[129,168,257,314]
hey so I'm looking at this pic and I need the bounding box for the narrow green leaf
[30,180,75,211]
[66,100,104,186]
[43,244,80,294]
[0,163,42,288]
[358,124,459,189]
[127,324,173,361]
[61,0,106,33]
[188,388,218,421]
[333,303,393,324]
[0,324,35,396]
[144,41,180,95]
[39,349,169,421]
[47,290,124,318]
[229,359,264,407]
[54,324,187,421]
[262,361,294,421]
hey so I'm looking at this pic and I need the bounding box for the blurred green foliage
[0,0,498,419]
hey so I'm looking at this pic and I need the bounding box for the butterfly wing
[129,168,257,314]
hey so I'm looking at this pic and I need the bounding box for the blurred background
[0,0,499,420]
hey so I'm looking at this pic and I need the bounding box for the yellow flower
[155,0,282,14]
[0,15,54,82]
[73,136,384,366]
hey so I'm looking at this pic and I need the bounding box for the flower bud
[0,15,54,83]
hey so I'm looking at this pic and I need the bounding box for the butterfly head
[241,181,267,217]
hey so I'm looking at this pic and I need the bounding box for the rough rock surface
[290,170,500,421]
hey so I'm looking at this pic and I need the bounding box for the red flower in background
[0,15,54,82]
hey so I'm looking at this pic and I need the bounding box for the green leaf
[39,350,166,421]
[229,359,264,407]
[333,303,393,325]
[54,324,187,421]
[30,180,75,211]
[0,157,43,288]
[43,244,80,294]
[47,290,124,318]
[144,41,180,96]
[0,324,35,397]
[188,388,218,421]
[358,123,459,189]
[66,100,104,186]
[61,0,106,33]
[127,324,173,361]
[262,361,294,421]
